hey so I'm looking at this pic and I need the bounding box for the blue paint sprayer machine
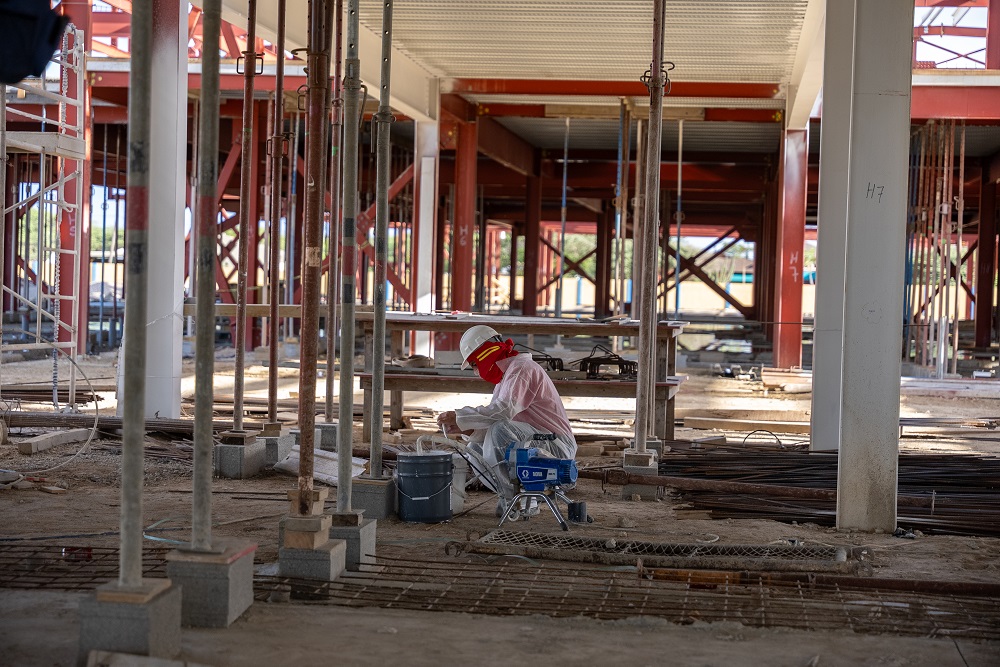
[499,434,592,531]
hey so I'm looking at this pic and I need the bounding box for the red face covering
[471,338,518,384]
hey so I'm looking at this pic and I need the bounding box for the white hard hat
[460,325,502,369]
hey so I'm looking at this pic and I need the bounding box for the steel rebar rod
[634,0,666,453]
[369,0,395,478]
[337,0,361,510]
[233,0,259,432]
[297,0,334,515]
[673,119,683,320]
[119,0,153,587]
[324,0,345,422]
[192,0,222,552]
[266,0,288,428]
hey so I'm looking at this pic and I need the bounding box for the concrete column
[145,0,187,418]
[412,117,439,355]
[811,0,912,532]
[773,129,807,369]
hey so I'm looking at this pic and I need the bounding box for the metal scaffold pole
[192,0,222,552]
[120,0,153,587]
[233,0,259,433]
[325,0,345,422]
[337,0,361,510]
[369,0,396,478]
[555,118,569,322]
[297,0,334,514]
[634,0,667,453]
[267,0,287,429]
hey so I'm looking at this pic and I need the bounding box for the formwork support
[772,129,807,369]
[298,0,334,514]
[324,0,343,423]
[192,0,222,551]
[812,0,912,532]
[120,0,155,588]
[232,0,259,433]
[369,0,397,478]
[634,0,666,453]
[268,0,288,429]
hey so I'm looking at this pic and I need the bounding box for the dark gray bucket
[396,451,453,523]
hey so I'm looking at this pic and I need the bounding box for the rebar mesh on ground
[0,545,168,590]
[452,530,859,573]
[0,545,997,640]
[252,554,1000,641]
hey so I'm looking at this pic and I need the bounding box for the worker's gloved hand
[437,410,458,427]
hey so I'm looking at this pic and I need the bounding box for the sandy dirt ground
[0,354,998,665]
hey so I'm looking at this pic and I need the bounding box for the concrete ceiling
[214,0,828,152]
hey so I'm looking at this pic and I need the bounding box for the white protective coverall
[455,353,577,500]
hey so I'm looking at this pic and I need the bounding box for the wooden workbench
[354,313,686,441]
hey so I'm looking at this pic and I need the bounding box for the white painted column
[412,114,439,356]
[145,0,187,418]
[812,0,912,531]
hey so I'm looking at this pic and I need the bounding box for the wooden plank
[683,417,811,434]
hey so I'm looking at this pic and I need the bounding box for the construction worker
[437,325,577,512]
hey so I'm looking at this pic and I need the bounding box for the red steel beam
[989,0,1000,68]
[523,173,542,316]
[914,26,987,38]
[911,85,1000,120]
[445,79,782,99]
[976,153,998,346]
[477,116,536,176]
[773,129,807,369]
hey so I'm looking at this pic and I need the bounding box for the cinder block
[77,582,181,667]
[286,488,328,516]
[352,476,396,520]
[279,539,346,583]
[622,463,660,501]
[622,448,657,467]
[214,440,266,479]
[315,422,338,452]
[164,540,257,628]
[262,433,295,466]
[329,518,377,571]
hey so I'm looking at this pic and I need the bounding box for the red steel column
[60,0,92,354]
[988,0,1000,69]
[523,173,541,315]
[2,160,15,313]
[773,129,807,368]
[451,120,477,311]
[976,155,998,347]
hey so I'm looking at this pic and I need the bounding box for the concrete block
[279,539,346,583]
[77,581,181,667]
[352,476,396,520]
[622,448,657,467]
[164,539,257,628]
[18,428,91,455]
[214,439,266,479]
[261,433,295,466]
[316,422,338,452]
[86,651,211,667]
[622,463,660,502]
[643,438,664,456]
[329,518,377,571]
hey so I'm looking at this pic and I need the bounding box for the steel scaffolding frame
[1,26,84,408]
